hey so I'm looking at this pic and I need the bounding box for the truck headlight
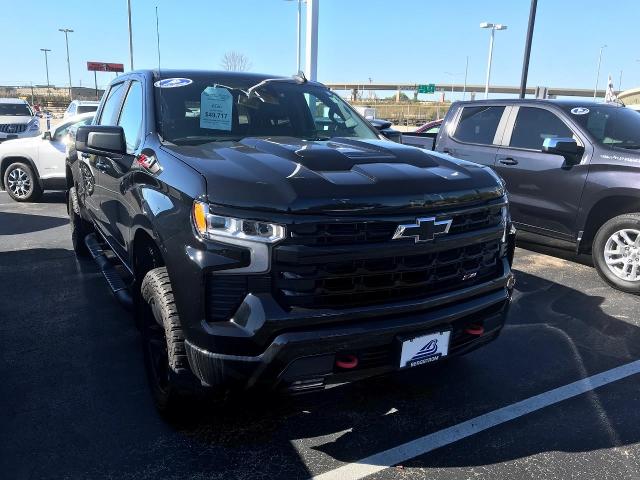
[193,201,285,243]
[27,119,40,131]
[192,201,285,273]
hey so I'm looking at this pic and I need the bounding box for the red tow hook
[335,354,359,369]
[465,324,484,336]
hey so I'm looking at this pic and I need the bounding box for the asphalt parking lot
[2,190,640,480]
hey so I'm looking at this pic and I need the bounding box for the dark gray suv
[436,99,640,294]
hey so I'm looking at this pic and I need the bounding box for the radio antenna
[155,5,164,134]
[155,6,161,76]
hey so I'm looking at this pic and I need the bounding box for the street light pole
[40,48,51,89]
[594,45,607,99]
[480,22,507,100]
[59,28,74,100]
[127,0,134,70]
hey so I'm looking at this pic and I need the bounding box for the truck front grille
[0,124,27,134]
[274,239,501,309]
[287,205,503,246]
[273,202,506,310]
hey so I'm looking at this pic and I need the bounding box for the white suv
[63,100,100,119]
[0,112,93,201]
[0,98,40,142]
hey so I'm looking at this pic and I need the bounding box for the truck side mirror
[542,137,581,164]
[75,125,126,157]
[369,119,403,143]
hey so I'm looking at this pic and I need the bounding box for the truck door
[436,104,509,167]
[494,105,589,239]
[80,81,127,235]
[98,79,144,258]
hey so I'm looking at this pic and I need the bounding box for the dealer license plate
[400,331,451,369]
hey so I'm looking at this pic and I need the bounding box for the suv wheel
[141,267,201,416]
[4,162,42,202]
[68,186,91,257]
[592,213,640,294]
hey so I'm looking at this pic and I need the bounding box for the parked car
[67,70,515,415]
[402,119,443,150]
[63,100,100,119]
[0,112,93,201]
[416,119,443,134]
[0,98,40,142]
[436,99,640,293]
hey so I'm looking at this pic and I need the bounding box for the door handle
[498,157,518,166]
[95,159,109,172]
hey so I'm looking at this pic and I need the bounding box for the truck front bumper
[184,261,514,392]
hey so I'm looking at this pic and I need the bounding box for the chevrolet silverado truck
[430,99,640,294]
[67,70,516,415]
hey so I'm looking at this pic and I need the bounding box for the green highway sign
[417,83,436,94]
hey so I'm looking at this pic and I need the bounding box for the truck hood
[162,137,503,214]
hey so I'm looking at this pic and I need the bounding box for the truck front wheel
[592,213,640,294]
[140,267,200,416]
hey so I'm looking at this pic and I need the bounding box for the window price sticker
[200,86,232,131]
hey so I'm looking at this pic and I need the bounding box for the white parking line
[311,359,640,480]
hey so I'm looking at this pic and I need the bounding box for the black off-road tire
[592,213,640,295]
[141,267,200,416]
[4,162,42,202]
[68,186,91,257]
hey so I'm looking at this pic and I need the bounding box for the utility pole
[59,28,74,100]
[618,70,623,92]
[40,48,51,89]
[127,0,134,70]
[594,45,607,99]
[519,0,537,98]
[463,56,469,101]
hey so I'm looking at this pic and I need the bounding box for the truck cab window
[117,81,143,153]
[510,107,574,150]
[98,82,126,126]
[454,106,505,145]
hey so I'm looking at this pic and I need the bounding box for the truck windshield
[154,78,378,145]
[0,103,32,116]
[566,105,640,149]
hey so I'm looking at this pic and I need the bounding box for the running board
[84,233,133,310]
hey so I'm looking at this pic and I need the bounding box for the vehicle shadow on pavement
[0,211,67,235]
[165,268,640,478]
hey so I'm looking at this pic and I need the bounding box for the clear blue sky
[2,0,638,97]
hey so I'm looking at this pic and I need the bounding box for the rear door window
[453,106,505,145]
[509,107,574,150]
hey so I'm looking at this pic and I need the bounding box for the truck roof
[118,69,325,88]
[451,98,624,109]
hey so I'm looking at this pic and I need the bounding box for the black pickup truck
[406,99,640,294]
[67,70,515,414]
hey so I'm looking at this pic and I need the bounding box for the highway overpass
[325,82,606,99]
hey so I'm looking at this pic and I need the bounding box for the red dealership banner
[87,62,124,73]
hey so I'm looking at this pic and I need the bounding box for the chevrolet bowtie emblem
[392,217,453,243]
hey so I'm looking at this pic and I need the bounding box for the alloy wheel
[603,228,640,282]
[7,168,32,199]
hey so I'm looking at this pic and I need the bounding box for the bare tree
[220,51,252,72]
